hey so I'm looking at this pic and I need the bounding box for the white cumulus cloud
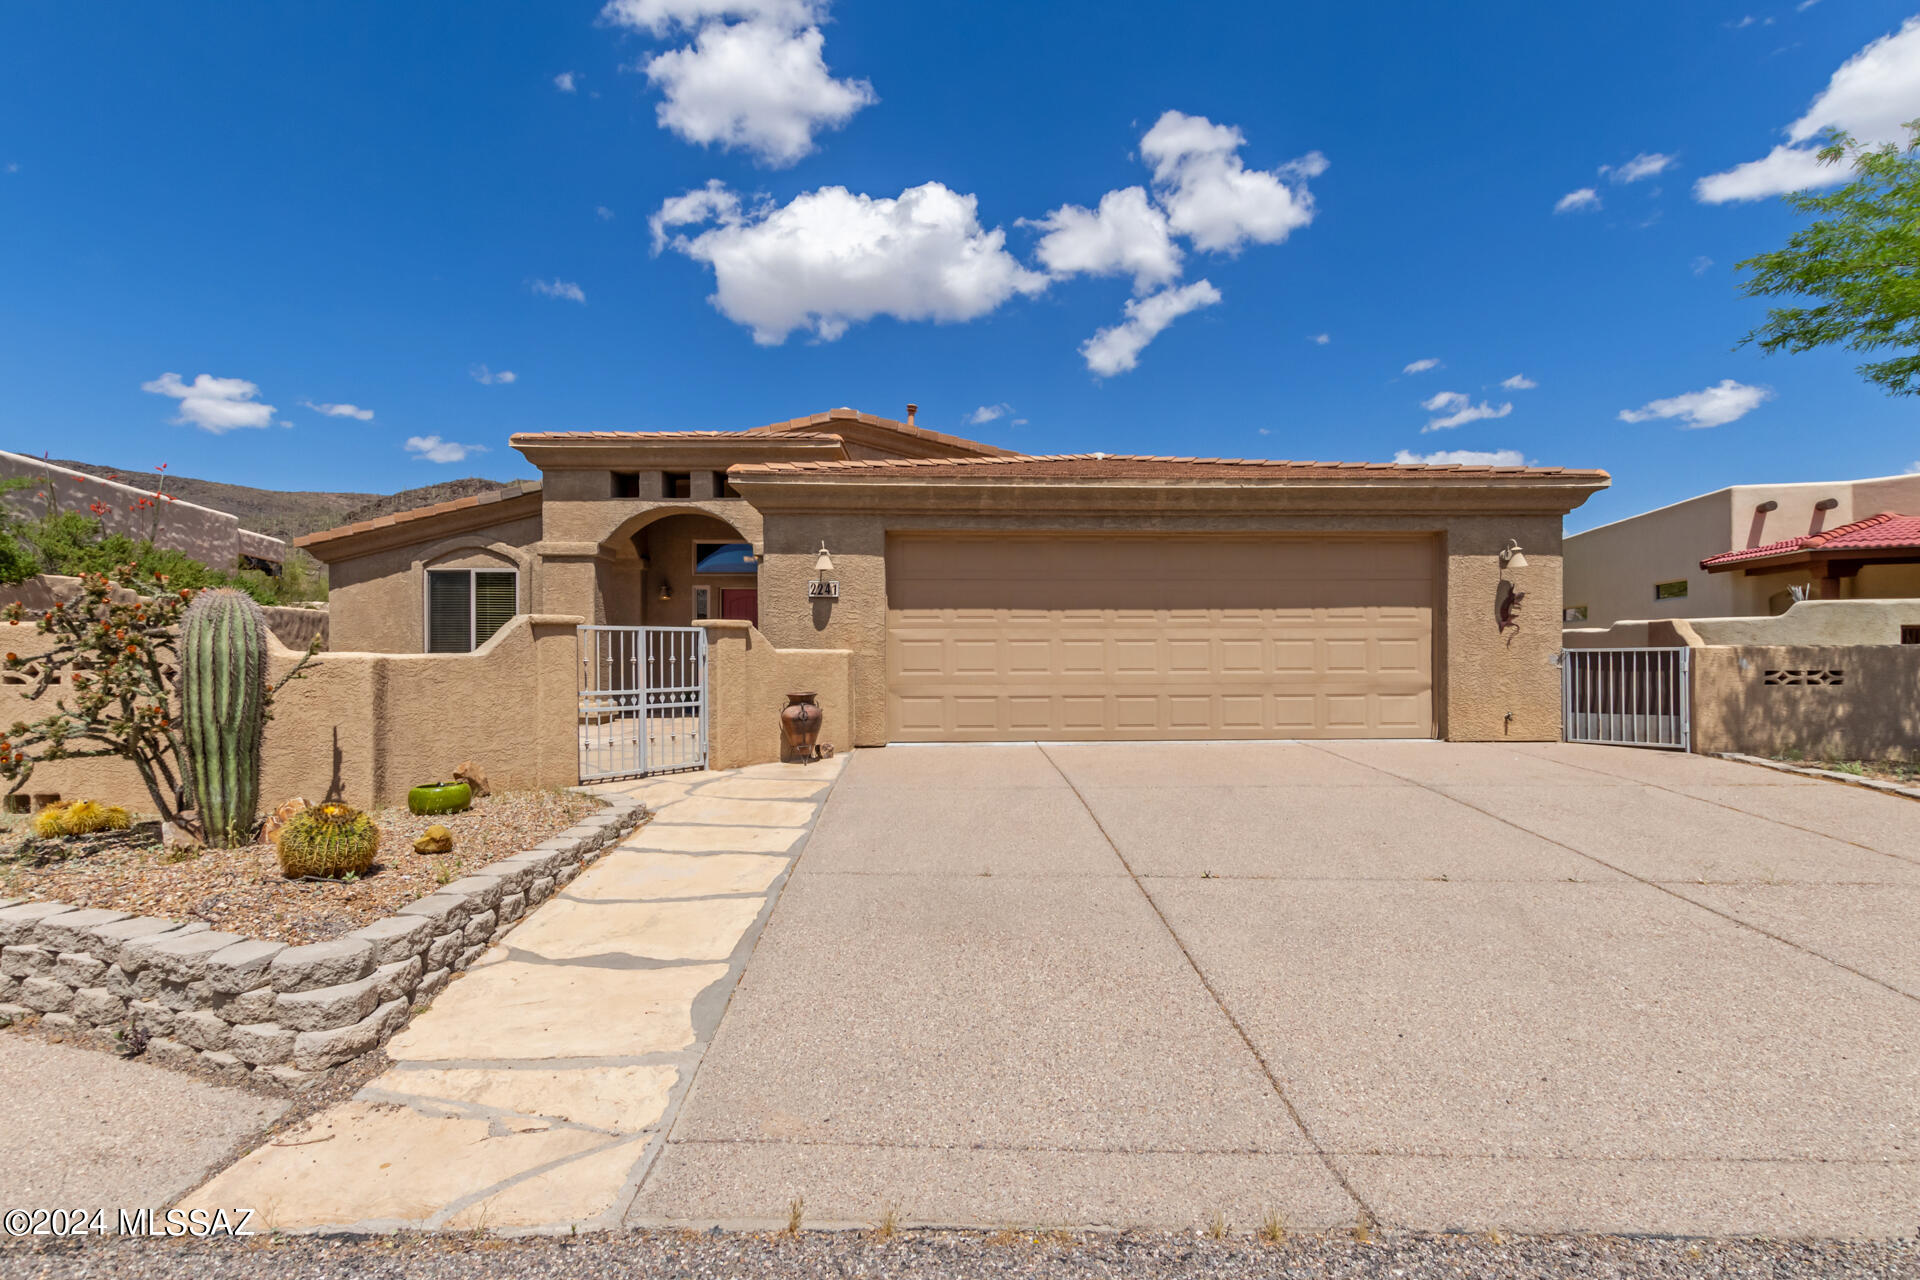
[1421,390,1513,432]
[1697,17,1920,203]
[654,180,1047,344]
[1139,111,1325,253]
[1555,187,1602,214]
[554,71,578,93]
[302,400,374,420]
[602,0,818,32]
[1602,152,1676,183]
[967,403,1012,425]
[405,435,489,463]
[1618,379,1773,428]
[470,365,517,385]
[632,9,874,167]
[1394,448,1527,467]
[1309,332,1330,345]
[141,372,277,434]
[1080,279,1221,377]
[532,279,587,303]
[1024,186,1182,294]
[1403,357,1442,374]
[1500,374,1537,390]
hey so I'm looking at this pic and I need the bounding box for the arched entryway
[598,509,758,628]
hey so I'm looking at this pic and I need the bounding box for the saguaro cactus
[180,588,268,847]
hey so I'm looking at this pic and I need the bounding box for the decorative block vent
[1763,669,1845,686]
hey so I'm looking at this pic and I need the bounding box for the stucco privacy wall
[0,450,286,568]
[0,575,327,652]
[698,620,852,769]
[1691,644,1920,761]
[3,614,581,813]
[1567,600,1920,649]
[746,507,1569,745]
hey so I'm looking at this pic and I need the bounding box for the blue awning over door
[695,542,756,574]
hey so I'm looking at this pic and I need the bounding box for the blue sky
[2,1,1917,530]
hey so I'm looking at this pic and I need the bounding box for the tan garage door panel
[886,535,1435,741]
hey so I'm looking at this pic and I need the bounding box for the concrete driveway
[629,740,1920,1237]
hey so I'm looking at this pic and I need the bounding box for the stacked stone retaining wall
[0,795,642,1086]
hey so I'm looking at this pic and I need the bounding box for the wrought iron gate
[1561,647,1691,751]
[578,626,708,782]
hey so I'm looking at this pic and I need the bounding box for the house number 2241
[808,580,840,598]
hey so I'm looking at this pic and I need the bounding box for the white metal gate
[1561,647,1691,751]
[578,626,708,782]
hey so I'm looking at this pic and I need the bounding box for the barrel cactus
[276,801,380,878]
[180,589,269,847]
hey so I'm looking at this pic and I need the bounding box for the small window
[693,586,712,620]
[1564,605,1588,623]
[662,471,691,499]
[693,541,755,575]
[1654,580,1688,601]
[1902,625,1920,645]
[612,471,640,498]
[426,568,519,653]
[712,470,740,499]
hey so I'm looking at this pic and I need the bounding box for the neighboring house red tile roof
[731,453,1606,481]
[1699,512,1920,569]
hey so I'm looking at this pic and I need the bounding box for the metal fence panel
[1561,647,1690,751]
[578,625,708,782]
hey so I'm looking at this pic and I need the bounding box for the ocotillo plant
[180,587,269,847]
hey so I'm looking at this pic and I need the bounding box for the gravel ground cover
[1768,753,1920,790]
[0,1231,1913,1280]
[0,790,601,945]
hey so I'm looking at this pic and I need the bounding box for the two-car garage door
[886,534,1436,741]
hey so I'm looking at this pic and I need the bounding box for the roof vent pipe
[906,403,917,426]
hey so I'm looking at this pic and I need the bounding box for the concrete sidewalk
[184,758,842,1232]
[629,741,1920,1237]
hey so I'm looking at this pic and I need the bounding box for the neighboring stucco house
[295,406,1607,757]
[1564,473,1920,629]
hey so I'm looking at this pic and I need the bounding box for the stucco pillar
[1442,515,1566,742]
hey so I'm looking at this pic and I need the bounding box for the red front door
[721,588,758,626]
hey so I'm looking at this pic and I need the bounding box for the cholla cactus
[179,589,268,848]
[275,801,379,879]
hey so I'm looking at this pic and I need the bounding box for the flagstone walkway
[184,757,843,1233]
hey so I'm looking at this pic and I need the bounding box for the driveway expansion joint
[1036,743,1375,1225]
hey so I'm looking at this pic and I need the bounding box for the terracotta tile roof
[294,481,541,549]
[508,429,821,442]
[730,453,1606,481]
[1700,511,1920,568]
[511,407,1009,455]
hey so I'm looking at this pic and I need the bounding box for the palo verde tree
[1737,121,1920,395]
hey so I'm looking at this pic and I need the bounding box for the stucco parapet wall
[0,796,644,1079]
[726,472,1608,518]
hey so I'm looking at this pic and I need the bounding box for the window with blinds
[425,568,519,653]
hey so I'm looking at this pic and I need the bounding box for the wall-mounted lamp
[814,542,835,574]
[658,579,673,601]
[1499,539,1529,570]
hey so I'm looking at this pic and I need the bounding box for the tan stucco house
[295,407,1607,766]
[1564,473,1920,628]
